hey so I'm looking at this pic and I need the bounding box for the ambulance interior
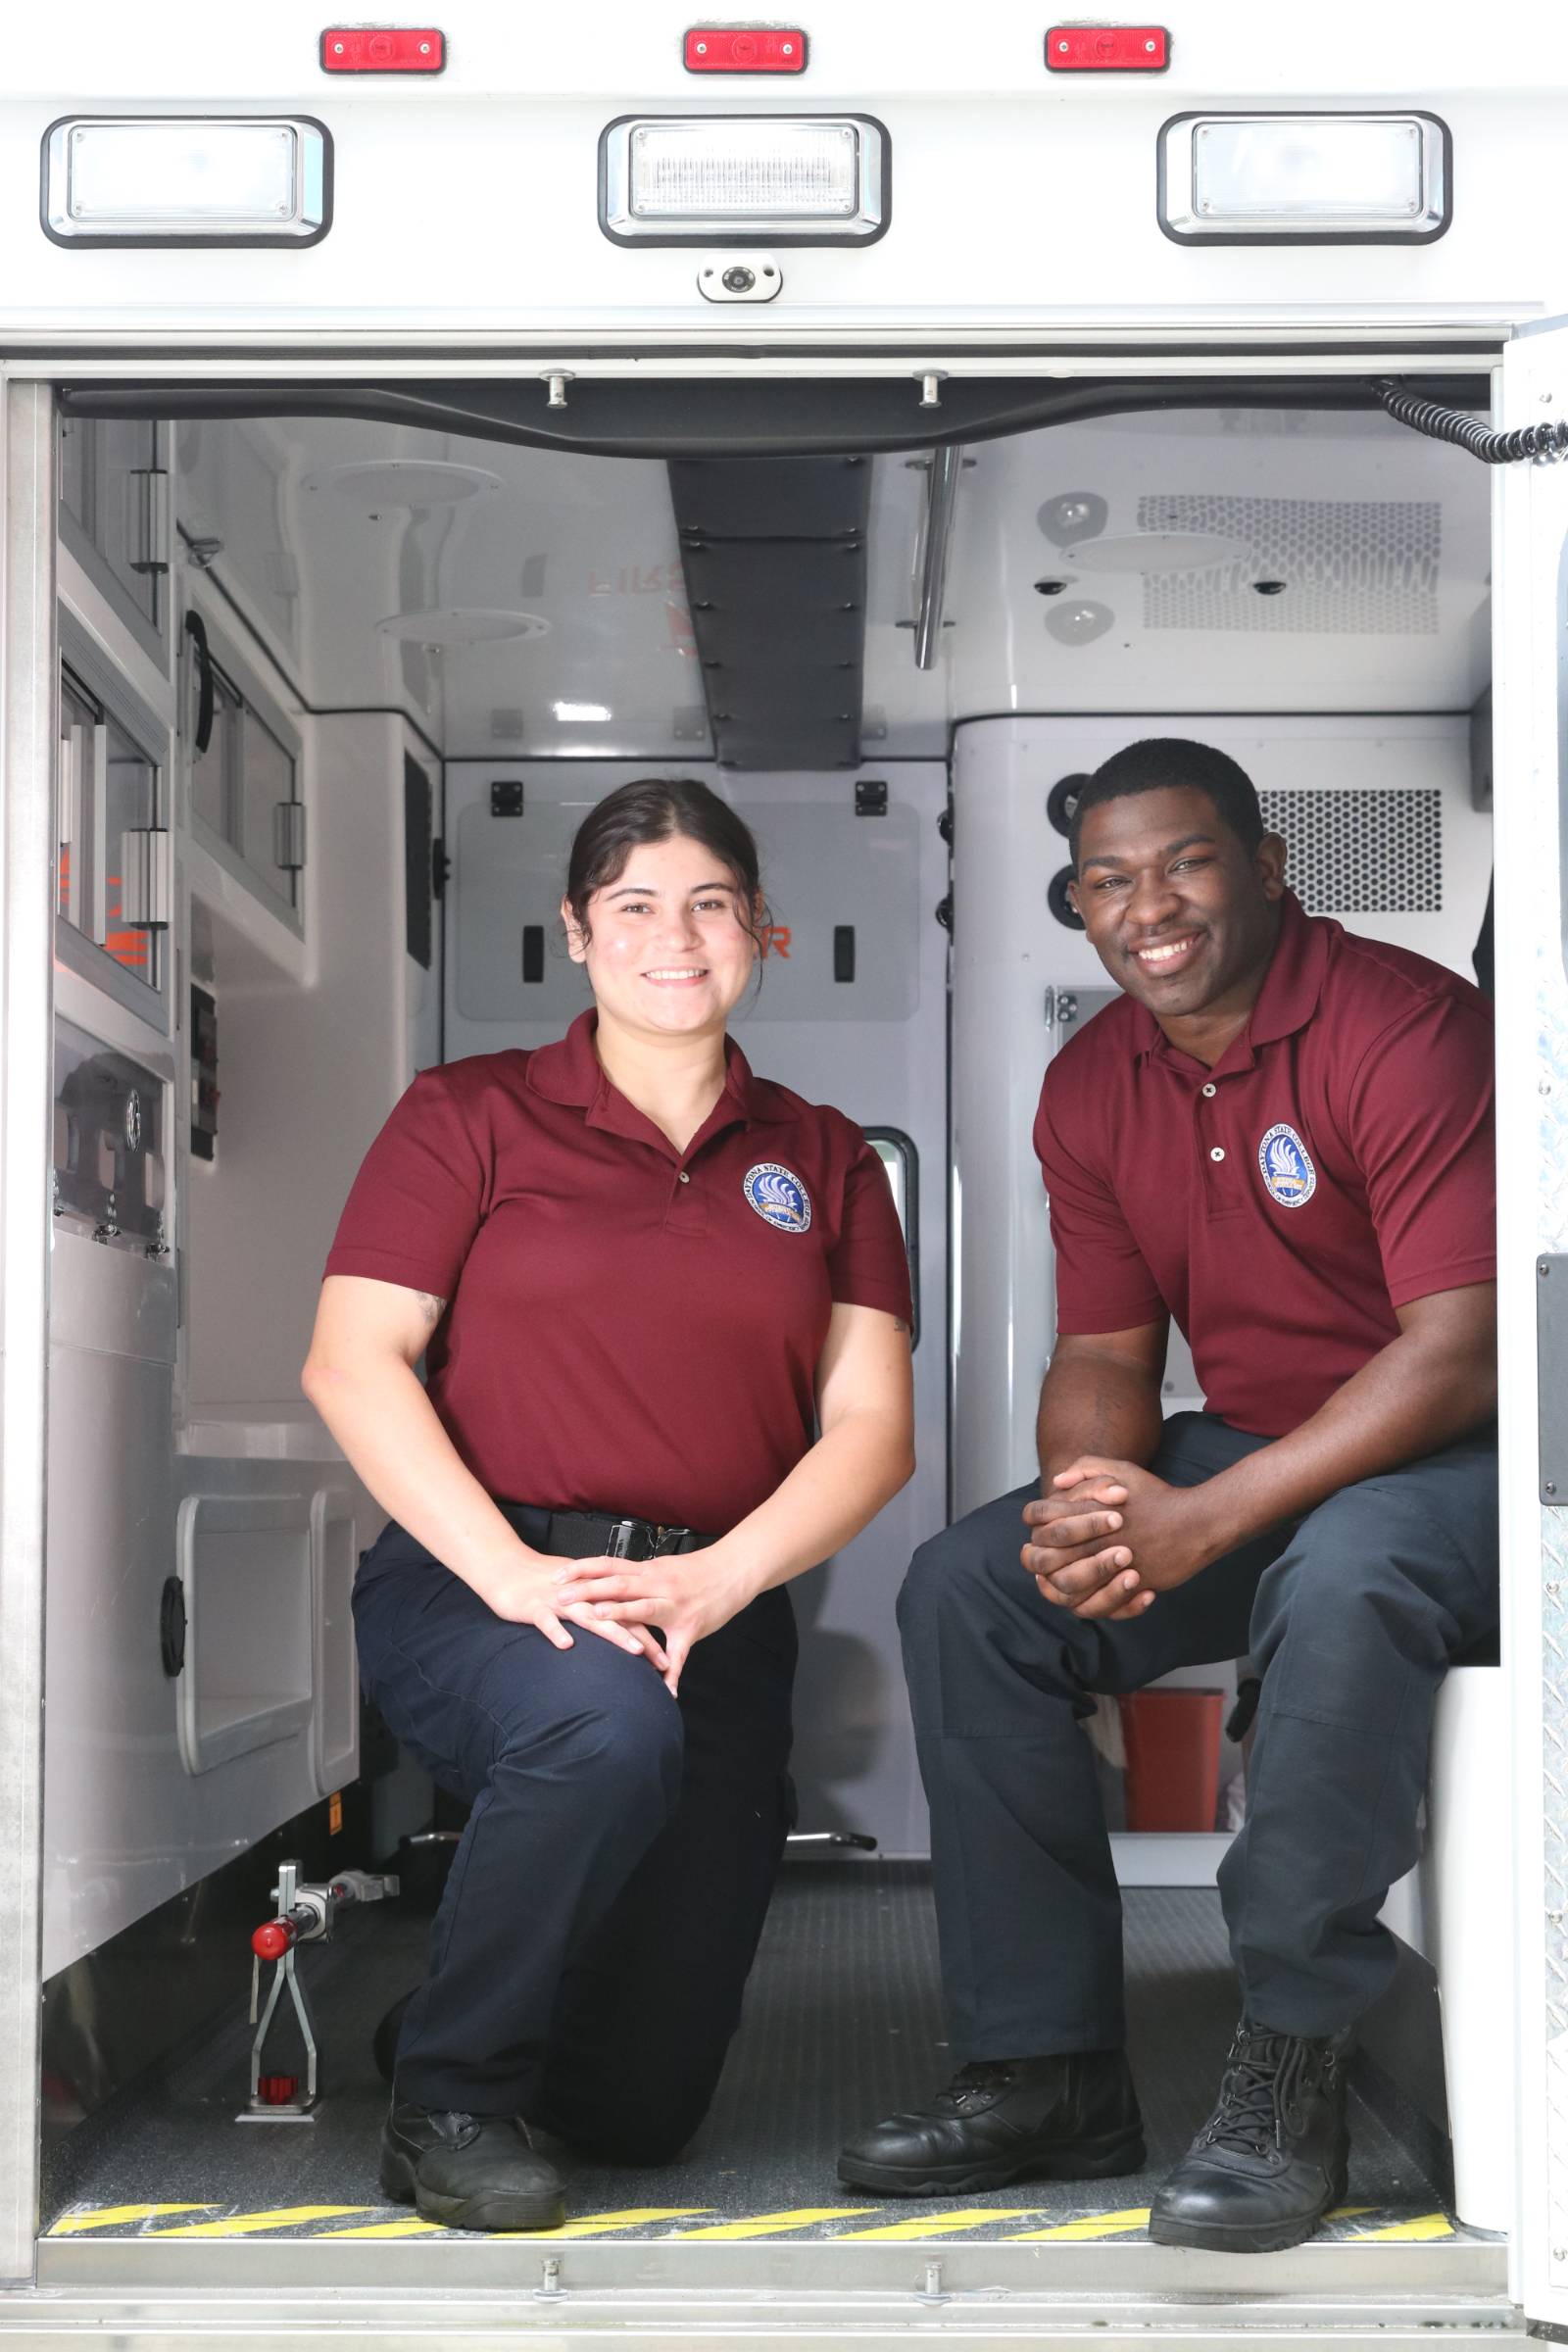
[38,384,1504,2280]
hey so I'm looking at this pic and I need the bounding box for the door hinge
[431,837,451,900]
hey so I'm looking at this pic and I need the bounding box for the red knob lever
[252,1921,296,1961]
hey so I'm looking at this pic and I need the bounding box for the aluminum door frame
[1494,322,1568,2326]
[0,379,56,2285]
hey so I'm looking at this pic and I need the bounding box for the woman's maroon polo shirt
[323,1011,911,1533]
[1034,892,1495,1440]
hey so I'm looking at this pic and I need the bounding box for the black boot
[838,2052,1145,2196]
[1148,2024,1351,2253]
[380,2100,566,2232]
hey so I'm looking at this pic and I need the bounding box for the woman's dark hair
[564,777,765,946]
[1069,737,1265,870]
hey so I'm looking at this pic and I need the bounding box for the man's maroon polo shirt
[324,1010,911,1534]
[1033,891,1495,1440]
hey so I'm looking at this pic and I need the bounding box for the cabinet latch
[273,803,308,873]
[120,827,172,929]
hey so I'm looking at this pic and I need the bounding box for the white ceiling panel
[177,399,1492,770]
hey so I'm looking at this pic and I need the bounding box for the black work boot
[838,2052,1145,2196]
[1148,2024,1351,2253]
[380,2100,566,2231]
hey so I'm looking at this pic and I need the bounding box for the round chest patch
[743,1162,812,1234]
[1257,1122,1316,1210]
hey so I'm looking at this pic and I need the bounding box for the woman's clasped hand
[471,1546,671,1674]
[551,1544,760,1694]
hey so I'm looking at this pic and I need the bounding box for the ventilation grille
[1258,788,1443,915]
[1136,495,1441,635]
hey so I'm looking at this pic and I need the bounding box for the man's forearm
[1189,1305,1496,1561]
[1036,1348,1165,1487]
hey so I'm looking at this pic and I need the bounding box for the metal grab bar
[912,443,965,670]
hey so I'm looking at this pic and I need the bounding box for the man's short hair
[1069,738,1266,870]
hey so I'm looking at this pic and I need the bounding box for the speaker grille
[1137,494,1441,635]
[1259,788,1443,915]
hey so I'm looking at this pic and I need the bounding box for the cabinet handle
[184,612,215,754]
[127,468,171,577]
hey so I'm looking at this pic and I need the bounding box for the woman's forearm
[302,1352,537,1594]
[719,1410,915,1596]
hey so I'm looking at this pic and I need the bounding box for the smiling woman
[560,777,770,1067]
[299,774,915,2235]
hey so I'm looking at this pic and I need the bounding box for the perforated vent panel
[1136,495,1441,635]
[1258,788,1443,915]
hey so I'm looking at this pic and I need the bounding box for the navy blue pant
[352,1517,796,2157]
[897,1413,1498,2058]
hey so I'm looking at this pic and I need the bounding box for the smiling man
[840,737,1498,2252]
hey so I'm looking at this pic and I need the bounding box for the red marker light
[256,2074,299,2105]
[252,1921,294,1961]
[1045,24,1169,70]
[684,26,807,72]
[320,27,446,73]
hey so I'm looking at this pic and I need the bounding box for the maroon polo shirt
[323,1010,911,1533]
[1034,891,1495,1439]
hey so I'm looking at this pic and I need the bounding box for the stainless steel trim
[0,379,56,2284]
[912,444,963,671]
[30,2229,1514,2299]
[0,2308,1533,2352]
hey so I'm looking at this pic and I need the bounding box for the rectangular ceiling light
[43,117,331,246]
[601,115,887,244]
[1158,112,1448,243]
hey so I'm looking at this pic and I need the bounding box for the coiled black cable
[1373,377,1568,465]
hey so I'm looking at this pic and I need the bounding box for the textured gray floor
[43,1866,1450,2237]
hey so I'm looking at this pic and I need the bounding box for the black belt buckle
[605,1517,694,1560]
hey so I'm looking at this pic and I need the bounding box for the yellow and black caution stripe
[673,2208,878,2238]
[143,2206,380,2238]
[1345,2212,1455,2241]
[46,2196,1457,2244]
[48,2205,218,2234]
[1005,2205,1153,2241]
[320,2206,710,2240]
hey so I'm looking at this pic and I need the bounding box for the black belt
[499,1502,716,1563]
